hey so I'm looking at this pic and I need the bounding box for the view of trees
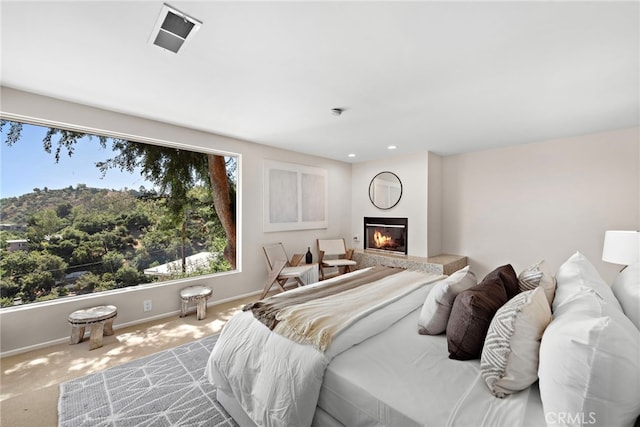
[0,120,237,308]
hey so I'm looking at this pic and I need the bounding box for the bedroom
[1,1,639,426]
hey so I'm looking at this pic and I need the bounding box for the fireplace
[364,217,408,256]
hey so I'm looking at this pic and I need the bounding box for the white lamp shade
[602,230,640,265]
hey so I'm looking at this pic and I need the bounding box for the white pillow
[481,287,552,397]
[518,260,556,306]
[612,262,640,332]
[539,289,640,427]
[418,265,476,335]
[553,251,622,312]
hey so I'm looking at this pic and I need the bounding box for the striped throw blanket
[244,266,444,351]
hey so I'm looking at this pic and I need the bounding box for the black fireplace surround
[364,217,408,256]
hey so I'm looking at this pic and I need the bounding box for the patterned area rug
[58,334,239,427]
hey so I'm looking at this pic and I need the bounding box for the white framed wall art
[263,159,328,232]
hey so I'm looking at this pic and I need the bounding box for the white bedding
[205,268,443,427]
[318,307,545,427]
[205,267,544,427]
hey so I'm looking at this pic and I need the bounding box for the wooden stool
[180,286,213,320]
[68,305,117,350]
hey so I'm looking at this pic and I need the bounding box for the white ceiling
[1,1,638,163]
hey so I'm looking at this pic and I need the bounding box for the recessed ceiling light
[331,108,344,116]
[348,153,356,158]
[149,4,202,54]
[387,145,397,150]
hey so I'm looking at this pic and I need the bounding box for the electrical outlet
[143,300,152,312]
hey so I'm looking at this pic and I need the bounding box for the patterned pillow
[481,287,552,397]
[418,266,477,335]
[518,261,556,306]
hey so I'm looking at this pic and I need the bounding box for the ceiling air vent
[149,4,202,53]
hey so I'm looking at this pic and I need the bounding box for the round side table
[179,286,213,320]
[68,305,117,350]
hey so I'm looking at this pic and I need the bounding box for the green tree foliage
[27,209,63,242]
[33,252,68,283]
[115,265,148,288]
[101,251,125,273]
[97,141,237,268]
[0,119,236,307]
[1,119,236,268]
[0,251,67,304]
[56,202,73,219]
[73,272,101,294]
[0,182,225,306]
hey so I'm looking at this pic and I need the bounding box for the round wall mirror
[369,171,403,210]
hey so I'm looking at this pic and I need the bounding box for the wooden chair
[260,243,316,299]
[317,238,357,280]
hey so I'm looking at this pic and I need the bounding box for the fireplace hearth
[364,217,408,256]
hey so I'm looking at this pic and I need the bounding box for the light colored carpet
[58,334,238,427]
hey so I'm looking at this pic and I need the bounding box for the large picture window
[0,120,238,308]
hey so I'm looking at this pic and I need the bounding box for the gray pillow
[418,266,476,335]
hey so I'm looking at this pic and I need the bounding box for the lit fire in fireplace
[364,217,407,255]
[373,230,396,249]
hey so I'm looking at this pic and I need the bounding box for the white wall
[0,87,352,356]
[441,127,640,283]
[2,87,637,356]
[427,152,443,256]
[351,151,444,258]
[351,152,436,257]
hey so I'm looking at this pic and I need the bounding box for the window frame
[0,113,242,307]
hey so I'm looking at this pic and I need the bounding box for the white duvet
[205,268,442,427]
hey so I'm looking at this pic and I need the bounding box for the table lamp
[602,230,640,270]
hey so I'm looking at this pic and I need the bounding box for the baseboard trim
[0,289,262,359]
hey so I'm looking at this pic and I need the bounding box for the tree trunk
[207,154,236,269]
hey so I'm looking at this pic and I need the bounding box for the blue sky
[1,122,156,198]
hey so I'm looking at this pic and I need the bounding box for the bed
[205,253,640,427]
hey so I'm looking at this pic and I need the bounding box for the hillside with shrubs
[0,184,229,307]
